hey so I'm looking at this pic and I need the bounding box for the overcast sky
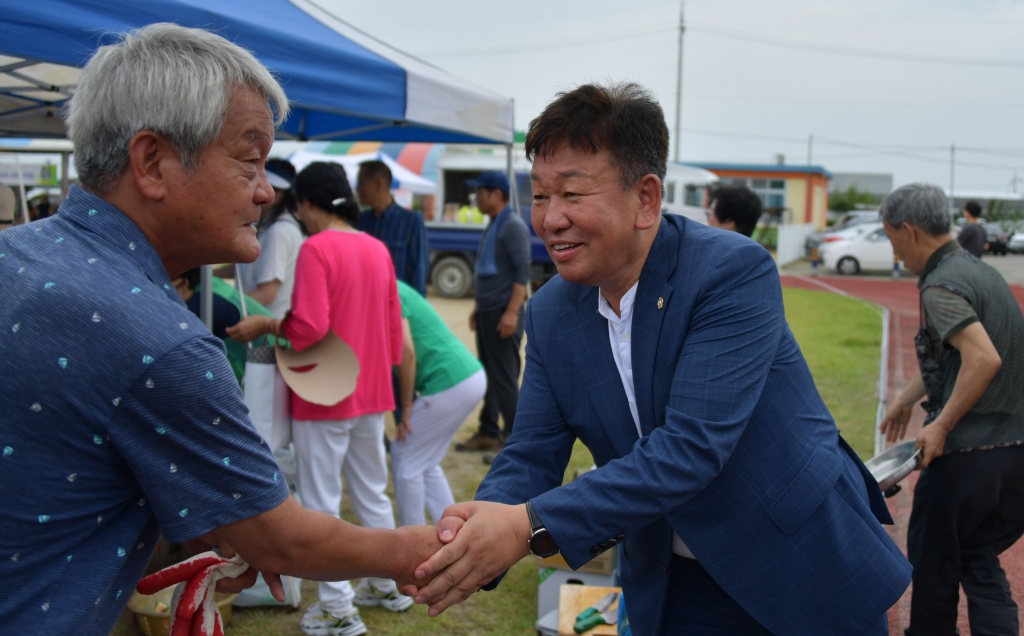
[321,0,1024,193]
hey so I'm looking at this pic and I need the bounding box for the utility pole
[1011,171,1021,194]
[807,134,814,166]
[949,143,956,215]
[673,1,685,162]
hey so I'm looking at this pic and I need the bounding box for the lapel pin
[657,297,664,310]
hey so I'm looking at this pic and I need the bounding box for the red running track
[780,274,1024,635]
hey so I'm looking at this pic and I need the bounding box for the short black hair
[480,185,509,203]
[525,82,668,192]
[180,267,201,291]
[294,162,360,227]
[964,200,982,217]
[359,160,393,188]
[709,185,762,237]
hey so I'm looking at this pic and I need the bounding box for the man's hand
[497,311,518,339]
[916,422,949,468]
[389,523,463,587]
[406,502,532,617]
[225,315,275,344]
[879,400,914,444]
[188,531,285,600]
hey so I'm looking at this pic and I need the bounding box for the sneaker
[300,602,367,636]
[353,580,415,612]
[454,432,499,452]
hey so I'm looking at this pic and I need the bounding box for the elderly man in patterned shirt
[0,24,446,636]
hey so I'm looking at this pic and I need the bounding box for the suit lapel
[566,288,640,457]
[632,218,682,436]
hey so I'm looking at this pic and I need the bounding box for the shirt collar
[597,281,639,324]
[917,240,962,288]
[59,186,178,301]
[379,200,403,221]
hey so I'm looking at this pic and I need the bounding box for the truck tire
[431,256,473,298]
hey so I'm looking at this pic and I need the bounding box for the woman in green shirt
[391,281,487,526]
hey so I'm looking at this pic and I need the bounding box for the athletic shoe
[300,602,367,636]
[353,580,415,612]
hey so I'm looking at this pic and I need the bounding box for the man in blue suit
[408,83,911,635]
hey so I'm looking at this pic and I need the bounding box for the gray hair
[67,23,289,193]
[879,183,951,237]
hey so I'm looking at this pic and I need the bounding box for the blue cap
[464,170,510,194]
[265,162,294,190]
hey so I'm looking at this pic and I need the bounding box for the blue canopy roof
[0,0,514,143]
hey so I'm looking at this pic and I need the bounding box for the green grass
[782,287,882,458]
[112,289,880,636]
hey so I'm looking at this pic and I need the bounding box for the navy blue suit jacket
[476,215,911,636]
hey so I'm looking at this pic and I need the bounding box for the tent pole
[506,143,515,211]
[60,152,70,201]
[200,265,214,331]
[14,154,29,224]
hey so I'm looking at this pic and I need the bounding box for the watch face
[530,529,560,558]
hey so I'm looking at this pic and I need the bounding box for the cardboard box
[537,565,616,621]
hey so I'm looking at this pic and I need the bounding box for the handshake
[209,499,540,618]
[398,501,535,616]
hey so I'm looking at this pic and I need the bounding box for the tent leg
[15,155,29,224]
[201,265,214,331]
[60,152,70,201]
[506,143,519,212]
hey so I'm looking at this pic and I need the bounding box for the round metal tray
[865,440,922,492]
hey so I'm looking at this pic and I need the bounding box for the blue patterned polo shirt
[0,187,289,635]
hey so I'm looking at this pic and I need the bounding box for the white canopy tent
[288,150,436,195]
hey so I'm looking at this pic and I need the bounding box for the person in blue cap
[454,170,530,462]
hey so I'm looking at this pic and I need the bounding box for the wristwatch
[526,500,560,558]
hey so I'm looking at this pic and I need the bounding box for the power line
[418,23,675,57]
[682,128,1023,171]
[687,21,1024,69]
[414,17,1024,69]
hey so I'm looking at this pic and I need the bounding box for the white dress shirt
[598,282,695,559]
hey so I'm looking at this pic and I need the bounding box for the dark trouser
[474,305,523,439]
[906,445,1024,636]
[660,556,773,635]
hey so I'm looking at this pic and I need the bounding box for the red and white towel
[136,552,249,636]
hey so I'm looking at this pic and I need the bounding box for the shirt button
[621,333,629,342]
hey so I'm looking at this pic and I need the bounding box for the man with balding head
[0,24,444,636]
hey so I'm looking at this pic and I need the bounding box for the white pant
[391,370,487,527]
[292,413,397,614]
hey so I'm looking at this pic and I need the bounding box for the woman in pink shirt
[231,161,409,634]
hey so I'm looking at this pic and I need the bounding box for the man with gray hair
[879,183,1024,636]
[0,24,446,636]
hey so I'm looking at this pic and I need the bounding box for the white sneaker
[352,580,414,612]
[300,602,367,636]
